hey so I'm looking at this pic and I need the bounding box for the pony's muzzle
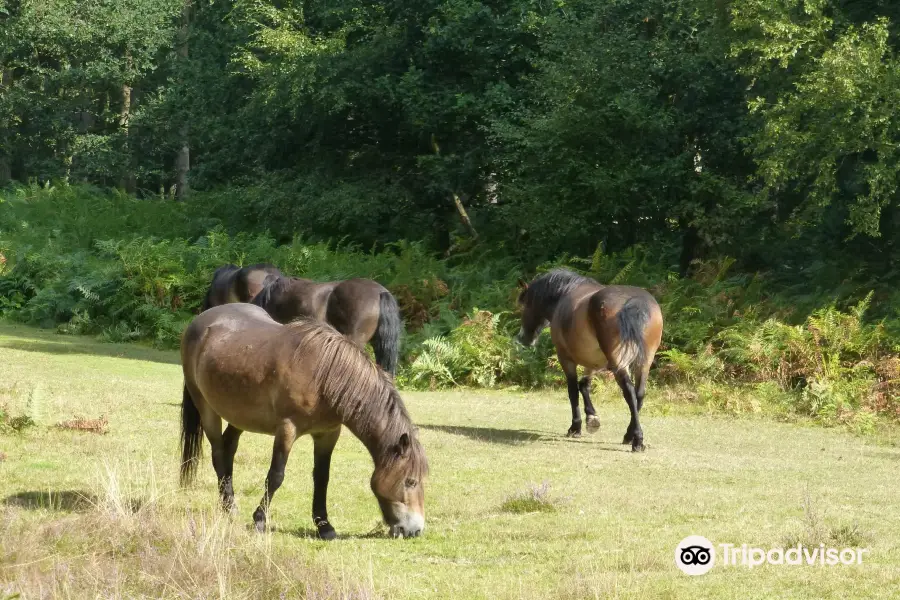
[389,512,425,538]
[515,328,538,348]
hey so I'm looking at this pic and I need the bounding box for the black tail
[613,296,652,375]
[200,290,213,313]
[372,291,402,376]
[180,383,203,486]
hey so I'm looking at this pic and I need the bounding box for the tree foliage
[2,0,899,274]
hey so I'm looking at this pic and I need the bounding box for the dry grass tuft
[0,401,36,434]
[500,481,562,514]
[0,460,380,600]
[781,487,869,549]
[54,415,109,434]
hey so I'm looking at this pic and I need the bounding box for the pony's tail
[180,383,203,487]
[372,291,402,377]
[612,296,652,375]
[200,290,213,313]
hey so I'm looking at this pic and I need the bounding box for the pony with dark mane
[180,303,427,539]
[250,274,403,377]
[201,263,403,376]
[515,268,663,451]
[201,263,282,311]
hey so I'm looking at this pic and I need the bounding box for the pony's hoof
[254,520,266,533]
[585,415,600,434]
[316,520,337,541]
[566,428,582,438]
[631,443,645,453]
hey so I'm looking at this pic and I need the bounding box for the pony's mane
[251,275,313,311]
[285,319,428,478]
[525,268,595,309]
[251,274,290,310]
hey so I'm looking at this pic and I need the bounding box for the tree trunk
[174,0,192,201]
[430,134,478,240]
[119,82,136,193]
[451,192,478,239]
[679,220,701,278]
[119,49,136,194]
[0,68,11,186]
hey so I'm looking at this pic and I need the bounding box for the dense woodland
[1,1,899,426]
[3,0,900,265]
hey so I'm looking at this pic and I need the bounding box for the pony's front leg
[311,428,342,540]
[559,356,583,437]
[252,421,297,533]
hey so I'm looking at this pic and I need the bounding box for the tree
[733,0,900,244]
[0,0,179,188]
[490,0,758,266]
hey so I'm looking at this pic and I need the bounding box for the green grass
[1,323,899,599]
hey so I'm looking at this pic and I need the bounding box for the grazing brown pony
[201,263,282,310]
[179,303,427,539]
[515,269,663,451]
[250,275,403,377]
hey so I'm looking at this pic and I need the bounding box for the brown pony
[515,268,663,451]
[250,275,403,377]
[200,263,282,310]
[179,303,427,539]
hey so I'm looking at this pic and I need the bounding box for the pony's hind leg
[219,424,243,513]
[614,369,644,452]
[252,421,298,533]
[634,361,651,413]
[579,368,601,434]
[559,356,583,437]
[311,428,342,540]
[197,410,237,512]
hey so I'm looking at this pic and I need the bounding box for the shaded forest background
[1,0,899,426]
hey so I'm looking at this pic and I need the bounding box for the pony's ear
[396,433,411,457]
[517,277,529,291]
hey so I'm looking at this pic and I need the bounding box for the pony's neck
[534,292,563,321]
[336,390,406,464]
[351,425,393,468]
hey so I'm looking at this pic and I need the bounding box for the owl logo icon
[675,536,716,575]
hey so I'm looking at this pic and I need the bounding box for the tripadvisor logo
[675,536,869,575]
[675,535,715,575]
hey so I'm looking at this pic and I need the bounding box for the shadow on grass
[264,524,388,540]
[0,338,179,365]
[5,490,97,511]
[420,424,553,445]
[4,490,145,512]
[420,423,640,451]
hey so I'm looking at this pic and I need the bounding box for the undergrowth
[1,183,898,429]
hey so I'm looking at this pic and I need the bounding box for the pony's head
[515,270,589,347]
[371,430,427,538]
[514,277,547,347]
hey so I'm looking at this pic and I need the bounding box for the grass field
[1,322,899,599]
